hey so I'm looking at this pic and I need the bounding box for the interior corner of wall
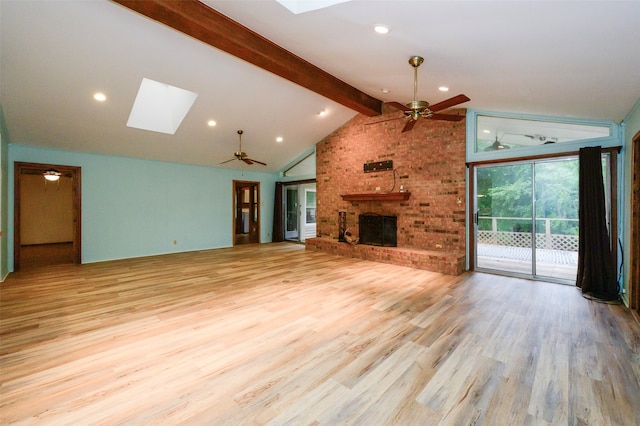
[620,289,629,308]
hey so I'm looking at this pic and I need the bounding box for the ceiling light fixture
[207,120,217,127]
[43,169,61,182]
[374,25,390,34]
[276,136,284,143]
[381,88,390,94]
[438,86,449,92]
[318,109,327,116]
[93,92,106,102]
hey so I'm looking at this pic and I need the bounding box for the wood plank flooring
[1,243,638,425]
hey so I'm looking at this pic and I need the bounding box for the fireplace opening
[359,213,397,247]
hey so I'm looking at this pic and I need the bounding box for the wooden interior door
[233,181,260,245]
[14,162,82,270]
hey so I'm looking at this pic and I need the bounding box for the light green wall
[621,98,640,305]
[7,145,277,270]
[0,107,9,280]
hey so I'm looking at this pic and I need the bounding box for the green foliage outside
[477,159,579,236]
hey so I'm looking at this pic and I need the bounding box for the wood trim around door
[631,131,640,323]
[232,180,260,245]
[14,162,82,270]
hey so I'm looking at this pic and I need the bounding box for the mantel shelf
[340,192,411,202]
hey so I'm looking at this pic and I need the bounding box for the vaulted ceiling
[2,0,639,172]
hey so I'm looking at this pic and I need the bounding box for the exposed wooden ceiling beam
[111,0,383,117]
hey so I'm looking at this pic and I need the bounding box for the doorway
[283,182,316,242]
[14,162,81,270]
[233,180,260,245]
[472,153,616,284]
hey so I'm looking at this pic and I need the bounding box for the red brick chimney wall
[315,105,467,255]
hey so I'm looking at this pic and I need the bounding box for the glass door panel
[533,158,579,281]
[476,163,533,275]
[284,186,299,240]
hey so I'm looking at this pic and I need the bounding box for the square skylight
[275,0,351,14]
[126,78,198,135]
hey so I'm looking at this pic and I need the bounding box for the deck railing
[477,216,579,251]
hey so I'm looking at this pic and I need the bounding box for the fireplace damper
[359,213,397,247]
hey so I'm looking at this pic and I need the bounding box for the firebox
[359,213,397,247]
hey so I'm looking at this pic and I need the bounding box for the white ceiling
[2,0,639,173]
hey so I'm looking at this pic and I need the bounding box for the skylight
[275,0,351,14]
[126,78,198,135]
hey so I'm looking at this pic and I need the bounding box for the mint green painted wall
[8,145,276,270]
[621,98,640,305]
[0,107,9,280]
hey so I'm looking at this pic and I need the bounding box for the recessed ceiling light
[374,25,390,34]
[381,88,390,94]
[438,86,449,92]
[207,120,217,127]
[483,129,491,134]
[276,136,284,143]
[93,92,106,102]
[318,109,327,116]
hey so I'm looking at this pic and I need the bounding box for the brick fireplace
[305,104,468,275]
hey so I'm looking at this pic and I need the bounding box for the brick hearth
[306,237,466,276]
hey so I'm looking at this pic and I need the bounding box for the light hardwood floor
[1,243,638,425]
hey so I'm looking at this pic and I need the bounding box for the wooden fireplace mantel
[340,192,411,202]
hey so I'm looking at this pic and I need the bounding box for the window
[466,111,620,163]
[305,190,316,224]
[476,115,610,152]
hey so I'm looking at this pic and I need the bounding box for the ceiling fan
[382,56,470,133]
[220,130,267,166]
[485,136,510,151]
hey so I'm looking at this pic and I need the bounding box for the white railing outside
[477,217,578,252]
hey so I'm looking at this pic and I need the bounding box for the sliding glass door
[474,157,580,283]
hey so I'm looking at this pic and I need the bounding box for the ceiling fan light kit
[43,169,62,181]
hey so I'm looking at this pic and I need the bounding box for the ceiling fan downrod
[409,55,424,103]
[407,56,429,112]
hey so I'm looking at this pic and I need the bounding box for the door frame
[232,180,260,245]
[468,148,618,281]
[14,162,82,270]
[630,131,640,322]
[280,178,316,243]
